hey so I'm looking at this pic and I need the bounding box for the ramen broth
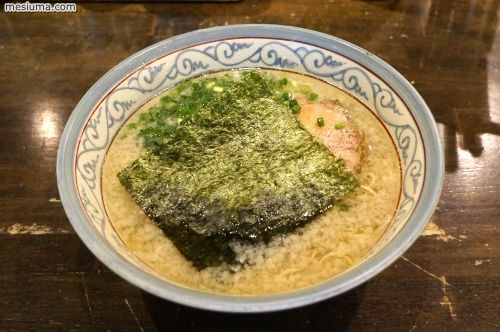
[102,70,401,295]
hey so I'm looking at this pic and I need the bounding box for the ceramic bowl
[57,24,444,312]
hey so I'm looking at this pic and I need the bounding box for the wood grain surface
[1,0,499,330]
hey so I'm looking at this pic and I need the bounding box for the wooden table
[1,0,499,330]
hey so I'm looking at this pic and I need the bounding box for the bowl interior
[58,25,442,312]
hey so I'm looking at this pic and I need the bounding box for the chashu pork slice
[296,97,367,173]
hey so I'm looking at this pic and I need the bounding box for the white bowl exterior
[57,24,443,312]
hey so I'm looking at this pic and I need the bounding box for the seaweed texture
[118,71,359,269]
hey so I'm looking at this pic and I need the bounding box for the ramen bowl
[57,24,444,312]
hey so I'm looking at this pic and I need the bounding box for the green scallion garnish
[339,204,349,212]
[291,104,301,114]
[289,99,301,114]
[308,92,319,101]
[335,122,346,129]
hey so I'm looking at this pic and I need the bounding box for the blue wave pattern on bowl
[76,38,423,250]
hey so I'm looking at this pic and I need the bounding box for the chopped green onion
[335,122,346,129]
[160,95,175,103]
[288,99,301,114]
[308,92,319,101]
[139,112,152,123]
[291,104,301,114]
[127,122,137,130]
[339,204,350,212]
[317,117,325,127]
[280,92,292,102]
[299,84,311,94]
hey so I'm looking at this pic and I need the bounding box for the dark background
[1,0,499,330]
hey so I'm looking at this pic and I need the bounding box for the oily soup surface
[102,71,401,295]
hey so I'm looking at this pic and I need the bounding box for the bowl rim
[57,24,444,313]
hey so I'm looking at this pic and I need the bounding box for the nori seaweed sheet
[118,71,359,269]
